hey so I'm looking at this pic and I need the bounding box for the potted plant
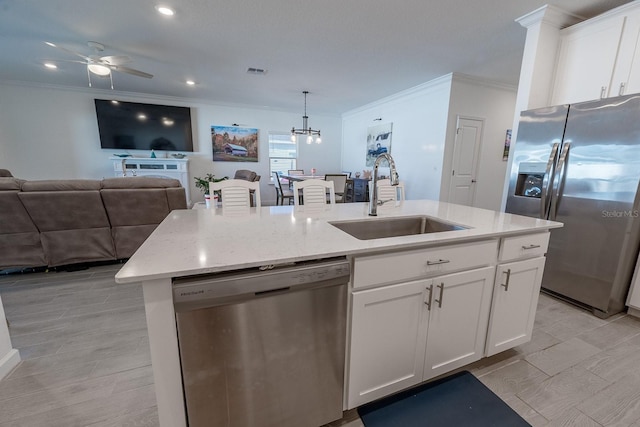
[194,173,227,206]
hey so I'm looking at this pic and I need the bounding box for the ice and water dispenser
[514,162,546,198]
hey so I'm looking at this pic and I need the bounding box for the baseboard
[628,307,640,319]
[0,349,21,380]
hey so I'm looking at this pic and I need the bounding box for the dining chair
[373,179,405,202]
[293,180,335,206]
[210,179,261,208]
[273,172,295,205]
[324,174,348,203]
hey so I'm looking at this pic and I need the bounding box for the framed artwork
[211,125,259,162]
[503,129,512,161]
[366,122,393,166]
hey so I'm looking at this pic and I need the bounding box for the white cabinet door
[347,280,430,408]
[551,15,626,105]
[423,266,495,380]
[485,257,546,357]
[613,11,640,96]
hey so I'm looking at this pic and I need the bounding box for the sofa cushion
[0,232,46,268]
[40,228,115,267]
[0,186,38,234]
[0,177,25,191]
[101,177,182,189]
[101,188,172,226]
[21,179,102,192]
[19,190,111,231]
[111,224,158,259]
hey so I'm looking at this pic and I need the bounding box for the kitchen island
[116,200,562,427]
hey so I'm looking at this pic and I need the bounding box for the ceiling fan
[46,41,153,88]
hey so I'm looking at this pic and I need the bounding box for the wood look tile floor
[2,265,640,426]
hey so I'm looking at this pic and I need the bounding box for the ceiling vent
[246,67,267,75]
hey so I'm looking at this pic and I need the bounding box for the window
[269,132,297,180]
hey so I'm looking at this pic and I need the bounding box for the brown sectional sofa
[0,176,186,270]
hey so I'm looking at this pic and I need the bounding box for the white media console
[110,156,191,205]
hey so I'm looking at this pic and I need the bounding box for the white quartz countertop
[115,200,562,284]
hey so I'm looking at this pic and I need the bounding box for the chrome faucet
[369,153,399,216]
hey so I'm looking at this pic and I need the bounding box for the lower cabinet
[347,266,495,408]
[485,257,546,357]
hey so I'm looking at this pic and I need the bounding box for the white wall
[0,82,342,205]
[342,76,452,200]
[342,74,516,208]
[442,75,517,210]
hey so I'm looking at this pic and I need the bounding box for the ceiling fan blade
[100,55,131,65]
[47,43,91,62]
[56,59,89,65]
[109,65,153,78]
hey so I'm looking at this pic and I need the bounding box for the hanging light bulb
[306,135,314,144]
[315,135,322,144]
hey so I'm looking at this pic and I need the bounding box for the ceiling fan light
[87,63,111,76]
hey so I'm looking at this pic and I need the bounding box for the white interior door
[448,116,483,206]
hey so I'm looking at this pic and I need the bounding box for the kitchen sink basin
[329,215,469,240]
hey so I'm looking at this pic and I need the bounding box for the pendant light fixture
[291,91,321,144]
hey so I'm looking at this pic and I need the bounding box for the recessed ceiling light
[155,5,175,16]
[44,62,57,70]
[45,41,56,47]
[186,80,195,86]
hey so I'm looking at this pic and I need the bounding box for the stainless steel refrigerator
[506,94,640,318]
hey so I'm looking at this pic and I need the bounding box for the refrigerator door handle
[550,142,571,221]
[541,142,560,219]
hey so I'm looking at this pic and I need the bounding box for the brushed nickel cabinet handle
[434,283,444,308]
[600,86,607,99]
[620,82,626,96]
[522,244,541,250]
[501,269,511,291]
[424,284,433,310]
[426,259,450,266]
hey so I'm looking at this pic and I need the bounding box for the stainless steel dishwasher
[172,256,350,427]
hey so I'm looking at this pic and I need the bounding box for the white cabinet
[485,257,546,356]
[347,264,495,408]
[485,232,549,357]
[347,279,429,407]
[551,5,640,105]
[346,232,551,408]
[423,267,494,380]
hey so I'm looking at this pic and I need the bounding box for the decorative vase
[204,194,211,208]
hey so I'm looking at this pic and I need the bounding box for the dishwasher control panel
[172,257,350,309]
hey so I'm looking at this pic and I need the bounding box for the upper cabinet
[551,5,640,105]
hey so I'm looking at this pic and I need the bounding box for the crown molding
[516,4,583,29]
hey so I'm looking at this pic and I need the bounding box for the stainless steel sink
[329,215,468,240]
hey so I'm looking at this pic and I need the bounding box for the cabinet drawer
[353,240,498,289]
[499,232,550,262]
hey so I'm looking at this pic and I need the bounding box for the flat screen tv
[94,99,194,152]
